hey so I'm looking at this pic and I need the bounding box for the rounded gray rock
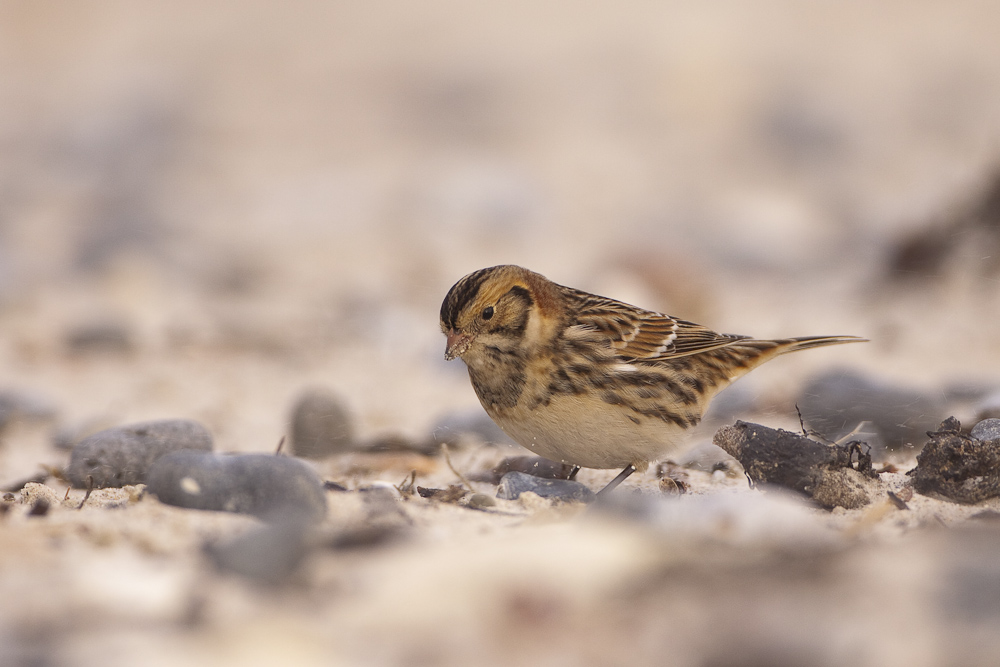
[207,522,310,584]
[67,419,213,488]
[289,389,354,458]
[497,471,595,503]
[146,451,327,522]
[971,418,1000,443]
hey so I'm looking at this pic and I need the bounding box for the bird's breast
[485,390,691,470]
[464,347,527,409]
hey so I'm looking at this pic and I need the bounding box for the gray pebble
[797,369,944,452]
[971,419,1000,442]
[329,524,407,550]
[67,419,213,488]
[497,471,595,503]
[146,451,327,522]
[466,493,497,509]
[207,522,310,584]
[289,389,354,458]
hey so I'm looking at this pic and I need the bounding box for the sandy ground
[3,2,1000,665]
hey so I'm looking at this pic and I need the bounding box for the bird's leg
[596,464,636,496]
[567,465,581,481]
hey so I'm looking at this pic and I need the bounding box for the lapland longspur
[440,265,866,494]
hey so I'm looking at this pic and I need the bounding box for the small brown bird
[440,265,866,494]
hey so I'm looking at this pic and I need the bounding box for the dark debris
[470,455,576,484]
[713,420,879,509]
[908,417,1000,504]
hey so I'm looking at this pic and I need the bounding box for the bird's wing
[567,290,749,362]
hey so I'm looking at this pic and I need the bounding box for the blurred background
[5,2,1000,665]
[5,0,1000,453]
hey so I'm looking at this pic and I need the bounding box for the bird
[440,264,866,495]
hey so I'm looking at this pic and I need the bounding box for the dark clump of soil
[908,417,1000,504]
[713,421,880,509]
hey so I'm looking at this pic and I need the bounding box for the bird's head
[439,265,557,362]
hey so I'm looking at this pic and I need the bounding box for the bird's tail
[684,334,866,412]
[714,335,867,382]
[768,335,869,355]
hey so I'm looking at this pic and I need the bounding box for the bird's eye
[481,306,494,320]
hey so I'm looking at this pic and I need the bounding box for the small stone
[909,417,1000,504]
[207,522,310,584]
[147,451,327,522]
[417,485,468,503]
[357,481,401,497]
[358,484,411,529]
[67,419,213,488]
[288,389,354,459]
[328,524,405,550]
[886,490,909,510]
[657,463,689,495]
[466,493,496,509]
[971,419,1000,442]
[497,471,595,503]
[796,369,944,452]
[659,478,683,494]
[471,455,576,484]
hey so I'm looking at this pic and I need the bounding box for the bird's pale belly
[485,393,690,471]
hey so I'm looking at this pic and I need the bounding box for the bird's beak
[444,329,473,361]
